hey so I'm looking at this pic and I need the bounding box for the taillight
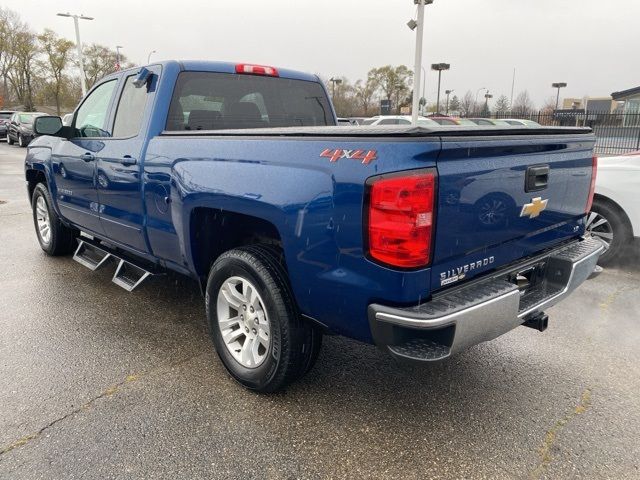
[366,169,437,268]
[586,156,597,213]
[235,63,279,77]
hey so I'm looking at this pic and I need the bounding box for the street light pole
[431,63,450,114]
[445,89,453,114]
[147,50,156,64]
[410,0,433,126]
[475,87,487,114]
[329,77,342,101]
[57,13,93,96]
[484,92,493,115]
[552,82,567,111]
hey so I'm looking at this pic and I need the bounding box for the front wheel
[31,183,76,256]
[18,134,25,147]
[206,245,321,392]
[7,133,14,145]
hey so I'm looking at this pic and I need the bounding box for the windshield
[0,112,12,120]
[18,113,39,123]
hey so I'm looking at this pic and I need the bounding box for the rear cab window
[166,72,334,131]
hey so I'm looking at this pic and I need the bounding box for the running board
[112,259,152,292]
[73,239,153,292]
[73,240,112,271]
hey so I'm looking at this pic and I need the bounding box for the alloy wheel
[35,196,51,245]
[586,211,613,250]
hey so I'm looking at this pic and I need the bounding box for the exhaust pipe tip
[523,312,549,332]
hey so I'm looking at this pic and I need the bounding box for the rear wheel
[587,198,632,265]
[31,183,76,256]
[206,245,321,392]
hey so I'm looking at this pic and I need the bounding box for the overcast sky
[12,0,640,107]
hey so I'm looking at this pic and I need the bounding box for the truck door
[94,69,159,253]
[51,79,119,235]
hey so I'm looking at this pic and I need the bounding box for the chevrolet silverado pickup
[25,61,603,392]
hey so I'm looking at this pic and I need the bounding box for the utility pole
[57,12,94,96]
[510,68,515,112]
[409,0,434,126]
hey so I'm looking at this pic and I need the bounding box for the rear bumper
[368,236,604,362]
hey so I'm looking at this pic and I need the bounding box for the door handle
[80,152,95,162]
[120,155,137,166]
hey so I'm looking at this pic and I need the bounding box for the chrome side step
[73,239,153,292]
[73,240,112,271]
[112,260,152,292]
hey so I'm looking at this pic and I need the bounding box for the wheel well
[26,169,47,204]
[190,207,283,278]
[593,193,634,236]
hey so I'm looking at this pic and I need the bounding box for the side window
[74,79,117,137]
[379,118,398,125]
[397,119,411,125]
[113,75,149,137]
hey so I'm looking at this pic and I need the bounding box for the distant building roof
[612,86,640,100]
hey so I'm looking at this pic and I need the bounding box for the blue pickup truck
[25,61,603,391]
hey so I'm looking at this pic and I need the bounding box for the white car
[587,151,640,264]
[361,115,439,127]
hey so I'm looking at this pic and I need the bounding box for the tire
[7,133,14,145]
[206,245,320,392]
[31,183,76,256]
[587,198,632,266]
[18,134,25,147]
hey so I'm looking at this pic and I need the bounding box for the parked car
[6,112,47,147]
[26,60,601,392]
[501,119,541,127]
[361,115,440,127]
[0,110,16,138]
[466,118,513,127]
[430,116,478,126]
[587,151,640,264]
[62,113,74,126]
[337,117,358,126]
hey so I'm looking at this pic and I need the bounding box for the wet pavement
[1,142,639,479]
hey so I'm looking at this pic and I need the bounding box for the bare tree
[494,94,510,113]
[459,90,475,116]
[82,43,133,90]
[354,75,379,116]
[0,7,24,106]
[369,65,412,114]
[38,29,74,115]
[7,29,39,111]
[448,95,460,114]
[512,90,535,116]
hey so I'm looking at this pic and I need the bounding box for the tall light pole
[329,77,342,101]
[445,89,454,114]
[475,87,488,114]
[431,62,450,114]
[552,82,567,111]
[57,12,93,96]
[147,50,157,64]
[409,0,434,126]
[484,92,493,115]
[115,45,123,70]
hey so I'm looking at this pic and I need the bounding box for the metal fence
[460,110,640,156]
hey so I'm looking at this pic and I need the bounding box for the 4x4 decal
[320,148,377,165]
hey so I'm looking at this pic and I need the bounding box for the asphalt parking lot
[0,141,639,479]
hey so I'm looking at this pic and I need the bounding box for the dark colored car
[0,110,16,138]
[6,112,46,147]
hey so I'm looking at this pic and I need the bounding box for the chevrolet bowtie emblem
[520,197,548,219]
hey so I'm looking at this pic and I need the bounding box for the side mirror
[34,116,63,136]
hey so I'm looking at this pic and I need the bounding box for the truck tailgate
[432,134,595,290]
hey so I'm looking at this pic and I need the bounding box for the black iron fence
[460,110,640,156]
